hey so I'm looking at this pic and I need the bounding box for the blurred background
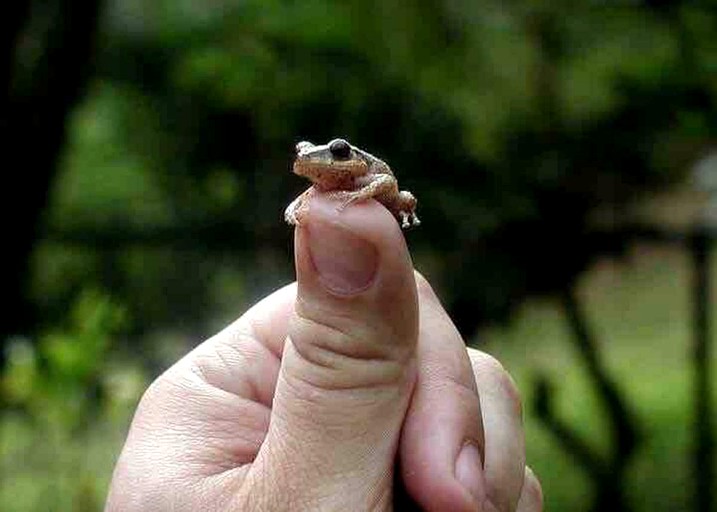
[1,0,716,510]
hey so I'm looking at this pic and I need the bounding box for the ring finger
[468,347,528,511]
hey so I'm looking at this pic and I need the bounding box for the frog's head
[292,138,369,183]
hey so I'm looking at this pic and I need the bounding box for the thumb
[248,195,419,510]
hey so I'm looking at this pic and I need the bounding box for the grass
[1,413,124,512]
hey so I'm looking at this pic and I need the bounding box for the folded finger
[399,273,486,512]
[467,347,526,512]
[516,467,543,512]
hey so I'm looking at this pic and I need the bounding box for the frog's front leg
[284,187,315,225]
[330,174,398,211]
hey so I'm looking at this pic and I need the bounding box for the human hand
[105,195,542,511]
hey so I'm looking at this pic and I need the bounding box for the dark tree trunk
[0,0,103,364]
[690,232,713,512]
[534,286,640,512]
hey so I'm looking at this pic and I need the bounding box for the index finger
[399,273,487,511]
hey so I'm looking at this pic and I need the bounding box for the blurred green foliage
[4,290,130,427]
[2,290,147,511]
[37,0,714,334]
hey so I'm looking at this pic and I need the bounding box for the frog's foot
[399,211,421,229]
[284,187,314,226]
[396,190,420,229]
[284,203,300,225]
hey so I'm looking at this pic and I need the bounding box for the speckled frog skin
[284,138,420,229]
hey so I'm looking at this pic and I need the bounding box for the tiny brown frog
[284,138,420,229]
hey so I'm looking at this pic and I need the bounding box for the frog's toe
[284,206,298,225]
[398,211,421,229]
[399,211,420,229]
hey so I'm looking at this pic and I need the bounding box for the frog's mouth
[293,156,368,178]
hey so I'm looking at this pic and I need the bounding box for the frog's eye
[329,139,351,160]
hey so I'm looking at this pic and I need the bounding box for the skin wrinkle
[272,366,359,437]
[416,362,472,412]
[244,337,281,407]
[277,434,393,512]
[293,279,398,341]
[421,356,479,394]
[137,378,210,435]
[251,422,369,510]
[211,331,279,407]
[247,315,287,361]
[246,346,282,407]
[188,317,283,409]
[147,373,269,472]
[249,262,416,361]
[190,472,240,511]
[289,314,411,370]
[193,404,267,462]
[293,291,360,330]
[244,282,296,358]
[276,347,411,433]
[196,343,254,399]
[164,379,228,428]
[285,350,415,404]
[235,437,286,509]
[289,336,411,385]
[290,311,380,362]
[356,462,394,512]
[171,425,256,474]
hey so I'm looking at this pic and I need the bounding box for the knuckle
[290,313,356,365]
[293,296,412,364]
[471,351,523,418]
[524,466,544,511]
[290,312,409,370]
[497,371,523,419]
[139,371,173,407]
[285,313,412,395]
[130,372,183,430]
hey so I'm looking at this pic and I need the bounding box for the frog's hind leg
[395,190,420,229]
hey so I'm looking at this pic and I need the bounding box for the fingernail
[307,217,378,295]
[455,441,486,504]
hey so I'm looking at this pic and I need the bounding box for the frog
[284,138,420,229]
